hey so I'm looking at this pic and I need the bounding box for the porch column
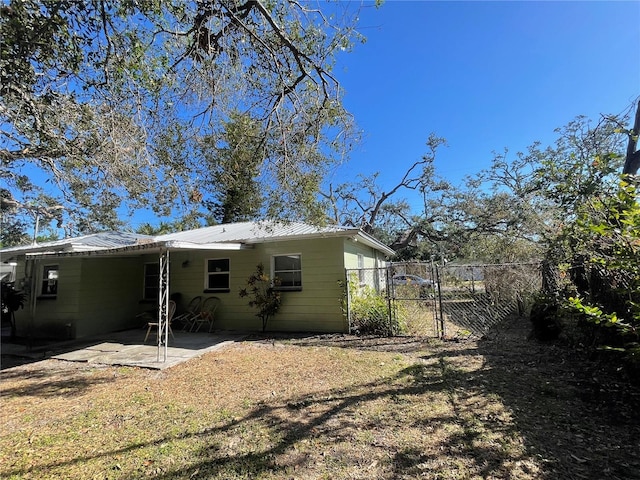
[25,257,38,343]
[157,248,170,362]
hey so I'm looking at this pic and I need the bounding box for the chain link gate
[434,263,542,338]
[345,262,542,338]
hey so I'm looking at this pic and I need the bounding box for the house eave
[21,241,251,259]
[242,229,395,257]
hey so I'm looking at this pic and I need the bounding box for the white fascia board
[165,241,250,251]
[351,232,396,257]
[23,241,251,259]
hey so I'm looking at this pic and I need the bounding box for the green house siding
[343,238,383,270]
[14,257,82,339]
[75,257,143,337]
[166,238,348,332]
[255,238,346,332]
[12,256,144,339]
[9,233,389,338]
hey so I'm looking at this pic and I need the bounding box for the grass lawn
[1,317,639,479]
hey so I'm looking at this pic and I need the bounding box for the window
[41,265,58,296]
[357,254,365,284]
[273,254,302,290]
[205,258,230,291]
[143,263,159,300]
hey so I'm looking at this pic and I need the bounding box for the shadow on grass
[0,363,116,398]
[4,318,640,479]
[467,317,640,480]
[3,358,534,479]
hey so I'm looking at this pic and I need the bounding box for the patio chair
[190,296,220,333]
[173,295,203,331]
[144,300,177,343]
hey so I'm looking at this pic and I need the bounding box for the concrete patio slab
[3,330,246,370]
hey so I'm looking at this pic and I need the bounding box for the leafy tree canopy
[1,0,372,239]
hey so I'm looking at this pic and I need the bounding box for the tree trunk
[622,99,640,175]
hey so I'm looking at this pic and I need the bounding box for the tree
[441,113,630,264]
[472,108,640,358]
[322,134,451,250]
[565,178,639,354]
[1,1,371,238]
[200,112,263,224]
[622,99,640,175]
[0,190,30,247]
[239,263,281,332]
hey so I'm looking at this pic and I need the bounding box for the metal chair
[191,296,220,333]
[173,295,203,331]
[144,300,177,343]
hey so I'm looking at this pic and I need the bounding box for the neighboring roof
[0,221,395,259]
[0,231,153,257]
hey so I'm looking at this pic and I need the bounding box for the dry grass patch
[2,318,639,479]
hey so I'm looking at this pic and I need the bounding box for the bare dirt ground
[1,316,639,479]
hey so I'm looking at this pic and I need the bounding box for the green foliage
[422,114,629,265]
[239,263,281,332]
[1,1,364,234]
[0,217,30,247]
[136,214,203,235]
[200,112,263,224]
[346,276,405,336]
[563,177,640,359]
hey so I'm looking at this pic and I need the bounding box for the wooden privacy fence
[345,262,542,338]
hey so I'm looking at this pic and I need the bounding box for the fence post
[385,267,394,331]
[435,264,445,338]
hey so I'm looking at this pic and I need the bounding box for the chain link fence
[345,262,542,338]
[436,263,542,337]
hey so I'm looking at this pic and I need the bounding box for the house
[0,222,394,340]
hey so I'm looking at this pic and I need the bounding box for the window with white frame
[272,254,302,290]
[205,258,230,291]
[357,254,365,284]
[143,262,159,300]
[41,265,59,296]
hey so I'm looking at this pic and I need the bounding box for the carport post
[157,247,170,362]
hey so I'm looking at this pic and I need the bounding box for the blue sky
[19,1,640,236]
[329,0,640,200]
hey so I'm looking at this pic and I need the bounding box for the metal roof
[155,221,353,244]
[0,221,394,259]
[0,231,153,257]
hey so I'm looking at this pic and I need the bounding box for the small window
[273,254,302,290]
[205,258,230,291]
[357,254,365,284]
[143,263,159,300]
[41,265,58,296]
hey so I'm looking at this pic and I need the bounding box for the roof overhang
[21,240,251,260]
[351,231,396,257]
[238,228,395,257]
